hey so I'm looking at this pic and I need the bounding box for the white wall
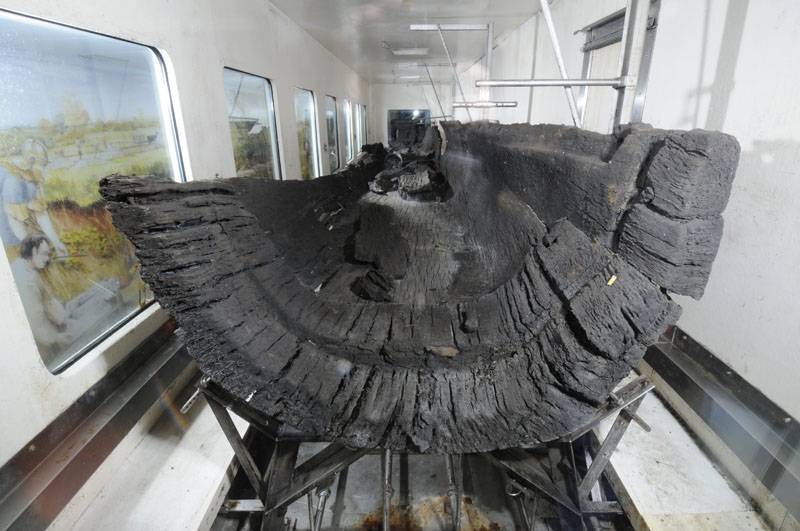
[0,0,368,466]
[457,0,800,420]
[369,82,454,146]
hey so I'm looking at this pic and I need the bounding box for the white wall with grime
[0,0,368,466]
[450,0,800,420]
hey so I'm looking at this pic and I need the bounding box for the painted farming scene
[0,13,179,370]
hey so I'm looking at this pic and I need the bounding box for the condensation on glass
[294,88,320,179]
[342,98,354,163]
[223,68,281,179]
[0,11,183,372]
[324,95,339,172]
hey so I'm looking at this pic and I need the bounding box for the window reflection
[0,11,183,372]
[223,68,281,179]
[324,95,339,172]
[342,99,354,163]
[294,88,320,179]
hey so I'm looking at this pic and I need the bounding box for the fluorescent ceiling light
[396,75,421,80]
[391,48,429,56]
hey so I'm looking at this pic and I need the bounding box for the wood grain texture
[100,122,739,453]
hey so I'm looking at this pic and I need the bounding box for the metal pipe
[381,448,393,531]
[477,78,624,87]
[424,63,446,118]
[453,101,518,108]
[482,22,494,114]
[437,26,473,121]
[537,0,581,126]
[614,0,650,126]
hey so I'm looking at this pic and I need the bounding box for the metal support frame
[453,101,518,108]
[436,26,473,121]
[614,0,651,127]
[475,0,656,128]
[424,63,446,118]
[488,376,655,530]
[202,374,654,530]
[538,0,581,126]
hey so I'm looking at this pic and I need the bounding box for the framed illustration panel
[0,11,184,372]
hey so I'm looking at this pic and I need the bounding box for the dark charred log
[100,122,739,453]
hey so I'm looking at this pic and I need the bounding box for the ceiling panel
[270,0,538,83]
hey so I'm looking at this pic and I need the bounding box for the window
[223,68,281,179]
[360,104,368,145]
[324,95,340,172]
[342,98,354,162]
[294,88,320,179]
[387,109,431,147]
[353,103,363,152]
[0,11,183,372]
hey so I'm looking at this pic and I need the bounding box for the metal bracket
[202,374,654,530]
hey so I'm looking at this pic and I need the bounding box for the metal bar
[261,441,301,531]
[264,445,368,515]
[560,376,654,442]
[382,448,393,531]
[220,498,265,513]
[312,487,330,531]
[445,454,462,530]
[437,26,473,121]
[488,448,581,515]
[477,78,624,87]
[481,22,495,112]
[410,23,489,31]
[453,101,518,108]
[203,391,264,496]
[424,64,446,118]
[537,0,581,126]
[578,396,645,499]
[329,468,349,529]
[614,0,650,126]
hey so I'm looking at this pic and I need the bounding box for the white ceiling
[270,0,539,83]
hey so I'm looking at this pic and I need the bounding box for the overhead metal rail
[475,0,651,128]
[453,101,518,108]
[412,22,519,120]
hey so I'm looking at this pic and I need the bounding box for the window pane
[342,99,354,162]
[387,109,431,146]
[0,11,182,372]
[294,88,319,179]
[324,95,339,172]
[223,68,281,179]
[361,104,368,144]
[353,103,363,152]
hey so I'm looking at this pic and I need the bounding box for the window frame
[324,95,340,172]
[293,86,321,179]
[343,98,354,162]
[0,9,186,373]
[222,66,283,180]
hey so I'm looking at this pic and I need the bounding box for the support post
[614,0,650,127]
[424,63,447,118]
[382,448,393,531]
[437,26,473,121]
[537,0,582,126]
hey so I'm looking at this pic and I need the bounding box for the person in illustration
[10,235,74,354]
[0,138,68,255]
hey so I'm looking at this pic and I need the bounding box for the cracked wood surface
[100,122,739,453]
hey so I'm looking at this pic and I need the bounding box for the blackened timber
[100,122,739,453]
